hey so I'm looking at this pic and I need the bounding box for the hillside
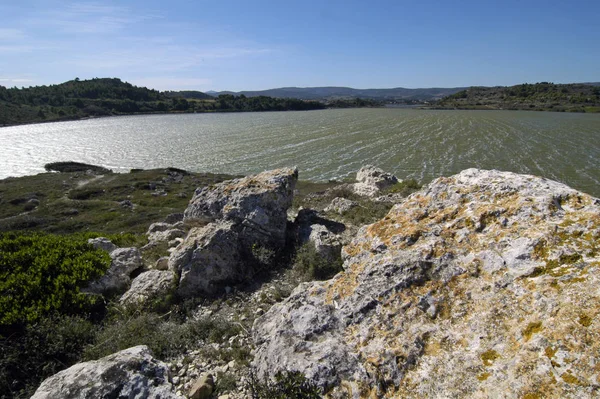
[436,82,600,112]
[0,78,326,126]
[207,86,467,101]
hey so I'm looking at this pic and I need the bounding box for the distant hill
[207,86,467,101]
[163,90,213,100]
[0,78,325,126]
[436,82,600,112]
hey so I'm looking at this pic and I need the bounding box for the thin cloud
[0,28,25,41]
[26,2,158,35]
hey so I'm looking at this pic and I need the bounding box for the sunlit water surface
[1,108,599,196]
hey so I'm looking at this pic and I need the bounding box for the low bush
[0,314,96,398]
[0,232,111,327]
[247,370,322,399]
[293,243,342,281]
[44,161,112,174]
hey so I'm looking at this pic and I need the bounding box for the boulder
[85,247,143,295]
[188,373,214,399]
[302,224,342,262]
[253,169,600,398]
[352,165,398,197]
[119,270,175,306]
[169,221,243,297]
[147,222,172,234]
[88,237,117,253]
[155,256,169,270]
[324,197,358,214]
[31,346,177,399]
[171,169,297,297]
[183,167,297,247]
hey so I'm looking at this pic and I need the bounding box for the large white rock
[183,167,297,247]
[171,168,297,297]
[31,346,178,399]
[253,169,600,398]
[85,247,143,295]
[119,270,175,306]
[352,165,398,197]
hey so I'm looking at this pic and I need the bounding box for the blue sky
[0,0,598,91]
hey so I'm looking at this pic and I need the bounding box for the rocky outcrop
[352,165,398,197]
[171,168,297,297]
[253,169,600,398]
[31,345,178,399]
[88,237,117,253]
[85,247,143,295]
[183,167,297,247]
[120,270,175,306]
[325,197,357,214]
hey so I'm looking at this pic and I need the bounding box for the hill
[436,82,600,112]
[207,86,467,101]
[0,78,326,126]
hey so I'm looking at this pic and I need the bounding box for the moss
[545,346,557,359]
[561,371,583,385]
[481,350,500,367]
[477,372,490,381]
[578,313,593,327]
[522,321,543,341]
[522,393,541,399]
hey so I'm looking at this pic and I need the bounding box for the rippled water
[1,108,599,196]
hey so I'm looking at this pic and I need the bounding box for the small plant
[293,243,342,281]
[383,178,422,196]
[247,370,322,399]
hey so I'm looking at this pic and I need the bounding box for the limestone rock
[307,224,342,262]
[155,256,170,270]
[169,221,243,297]
[189,373,214,399]
[119,270,175,306]
[183,167,297,247]
[353,165,398,197]
[31,345,177,399]
[324,197,357,214]
[87,237,117,253]
[171,168,297,297]
[147,222,172,234]
[253,169,600,398]
[85,247,143,295]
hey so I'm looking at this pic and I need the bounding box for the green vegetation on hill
[436,82,600,112]
[0,78,327,126]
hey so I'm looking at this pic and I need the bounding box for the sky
[0,0,598,92]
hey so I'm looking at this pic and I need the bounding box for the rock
[170,221,242,297]
[147,222,172,234]
[31,345,177,399]
[87,237,117,253]
[183,167,297,247]
[189,373,214,399]
[149,228,186,244]
[253,169,600,398]
[155,256,169,270]
[324,197,357,214]
[307,224,342,262]
[352,165,398,197]
[119,199,133,208]
[171,169,297,297]
[164,212,184,224]
[85,247,143,295]
[119,270,175,306]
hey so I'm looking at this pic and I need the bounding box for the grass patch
[0,168,234,235]
[247,370,322,399]
[293,243,343,281]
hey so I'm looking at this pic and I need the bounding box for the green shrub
[293,243,342,281]
[84,308,241,360]
[44,161,112,174]
[0,232,111,327]
[0,314,96,398]
[248,370,322,399]
[383,178,422,196]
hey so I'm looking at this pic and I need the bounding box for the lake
[1,108,599,196]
